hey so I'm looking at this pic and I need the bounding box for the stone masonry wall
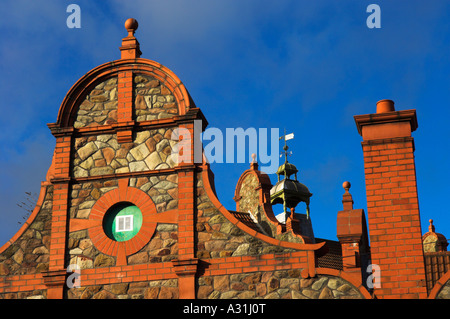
[67,278,178,299]
[196,173,293,259]
[437,279,450,299]
[74,74,178,128]
[0,185,53,276]
[134,74,178,121]
[74,77,118,128]
[69,175,178,219]
[0,185,53,299]
[198,272,364,299]
[238,174,259,214]
[237,173,277,237]
[73,130,177,178]
[68,175,178,270]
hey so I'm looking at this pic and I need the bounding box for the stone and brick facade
[1,18,449,300]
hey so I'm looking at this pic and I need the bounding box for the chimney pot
[376,99,395,113]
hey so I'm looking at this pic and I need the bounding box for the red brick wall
[355,103,427,298]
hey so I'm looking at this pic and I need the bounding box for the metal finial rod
[280,128,293,164]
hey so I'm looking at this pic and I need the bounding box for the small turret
[423,219,448,252]
[269,131,312,222]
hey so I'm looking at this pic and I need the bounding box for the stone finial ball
[125,18,139,31]
[342,181,351,190]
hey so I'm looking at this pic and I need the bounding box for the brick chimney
[336,181,370,284]
[354,99,427,298]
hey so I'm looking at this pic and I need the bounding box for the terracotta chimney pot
[376,99,395,113]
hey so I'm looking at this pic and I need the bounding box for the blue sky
[0,1,449,246]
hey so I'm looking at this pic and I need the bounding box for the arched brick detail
[54,58,193,128]
[87,178,158,266]
[428,270,450,299]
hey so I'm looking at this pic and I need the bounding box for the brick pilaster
[173,120,198,298]
[52,135,71,178]
[174,168,197,299]
[116,18,141,143]
[116,70,134,143]
[177,170,195,257]
[355,99,427,298]
[45,135,72,298]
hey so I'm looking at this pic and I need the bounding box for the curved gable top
[53,58,194,128]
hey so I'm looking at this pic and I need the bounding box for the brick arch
[428,270,450,299]
[54,58,193,128]
[86,178,159,266]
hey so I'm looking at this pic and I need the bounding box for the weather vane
[279,129,294,163]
